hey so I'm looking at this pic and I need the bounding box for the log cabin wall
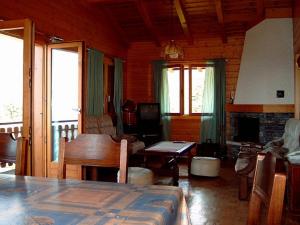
[0,0,126,57]
[294,0,300,54]
[294,1,300,119]
[125,36,245,142]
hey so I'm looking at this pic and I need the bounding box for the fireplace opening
[234,117,259,142]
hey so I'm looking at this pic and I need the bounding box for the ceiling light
[161,0,184,60]
[161,40,184,59]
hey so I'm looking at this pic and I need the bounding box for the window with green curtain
[152,60,170,140]
[87,48,104,116]
[200,59,226,145]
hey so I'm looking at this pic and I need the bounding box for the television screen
[137,103,160,122]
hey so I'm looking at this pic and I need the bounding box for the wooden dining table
[0,174,191,225]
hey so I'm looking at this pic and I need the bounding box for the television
[136,103,160,123]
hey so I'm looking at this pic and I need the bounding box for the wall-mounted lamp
[49,36,64,43]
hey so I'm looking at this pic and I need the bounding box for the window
[166,65,208,115]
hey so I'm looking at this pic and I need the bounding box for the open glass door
[0,19,34,174]
[47,42,83,178]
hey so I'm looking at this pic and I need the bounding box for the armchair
[235,118,300,200]
[84,114,145,154]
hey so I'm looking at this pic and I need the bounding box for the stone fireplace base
[228,112,294,158]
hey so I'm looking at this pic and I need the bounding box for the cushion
[84,116,99,134]
[98,114,114,128]
[282,118,300,153]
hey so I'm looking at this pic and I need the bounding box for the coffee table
[141,141,196,185]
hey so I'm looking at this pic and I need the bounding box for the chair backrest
[0,133,27,176]
[58,134,128,183]
[247,152,286,225]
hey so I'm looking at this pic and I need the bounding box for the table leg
[173,161,179,186]
[188,146,196,176]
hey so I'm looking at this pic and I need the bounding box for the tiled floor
[178,160,300,225]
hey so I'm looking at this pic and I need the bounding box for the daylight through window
[166,65,207,115]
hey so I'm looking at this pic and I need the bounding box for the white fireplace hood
[234,18,294,104]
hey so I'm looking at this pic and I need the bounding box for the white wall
[234,18,294,104]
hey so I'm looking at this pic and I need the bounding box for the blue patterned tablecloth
[0,174,190,225]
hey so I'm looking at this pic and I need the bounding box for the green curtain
[152,60,170,140]
[200,67,216,143]
[87,48,104,116]
[114,58,124,136]
[200,59,226,145]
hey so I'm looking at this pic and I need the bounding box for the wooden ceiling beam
[174,0,193,44]
[214,0,227,43]
[136,0,161,46]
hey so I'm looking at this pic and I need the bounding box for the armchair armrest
[264,137,284,149]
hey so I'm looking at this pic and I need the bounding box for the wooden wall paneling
[294,1,300,118]
[126,37,244,140]
[170,116,200,142]
[0,0,126,57]
[294,0,300,54]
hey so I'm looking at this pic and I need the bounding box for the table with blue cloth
[0,174,190,225]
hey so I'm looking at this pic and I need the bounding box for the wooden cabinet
[287,159,300,214]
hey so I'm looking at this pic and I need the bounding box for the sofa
[235,118,300,200]
[84,114,145,154]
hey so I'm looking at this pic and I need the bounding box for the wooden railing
[52,120,78,142]
[0,122,23,138]
[0,120,78,140]
[0,120,78,164]
[51,120,78,161]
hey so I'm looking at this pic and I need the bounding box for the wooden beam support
[214,0,227,43]
[136,0,161,46]
[174,0,193,44]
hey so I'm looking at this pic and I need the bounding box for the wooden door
[46,42,83,178]
[0,19,34,175]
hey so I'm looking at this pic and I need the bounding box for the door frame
[0,19,35,175]
[295,54,300,119]
[46,41,83,178]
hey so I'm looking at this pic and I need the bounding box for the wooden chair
[57,134,128,183]
[247,152,286,225]
[0,133,27,176]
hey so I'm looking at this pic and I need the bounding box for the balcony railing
[0,120,78,167]
[0,121,22,138]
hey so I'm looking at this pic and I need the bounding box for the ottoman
[118,167,154,185]
[191,156,221,177]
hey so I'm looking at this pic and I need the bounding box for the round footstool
[118,167,154,185]
[191,157,221,177]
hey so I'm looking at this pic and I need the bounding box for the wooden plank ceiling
[85,0,293,45]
